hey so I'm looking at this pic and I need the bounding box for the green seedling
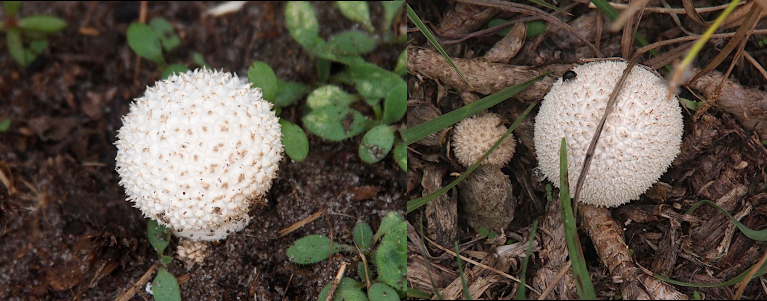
[2,1,67,68]
[287,211,407,300]
[284,1,407,166]
[127,17,206,79]
[147,219,181,301]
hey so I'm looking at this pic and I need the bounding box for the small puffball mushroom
[452,113,516,168]
[115,68,283,241]
[534,60,683,207]
[458,165,516,232]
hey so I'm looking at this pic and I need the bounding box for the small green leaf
[382,82,406,124]
[368,283,399,301]
[393,143,406,170]
[248,61,278,103]
[488,19,512,37]
[680,97,701,110]
[393,49,406,76]
[127,23,165,65]
[372,211,403,246]
[27,39,47,55]
[287,235,332,264]
[335,1,374,32]
[357,262,368,282]
[318,277,367,301]
[306,85,358,110]
[286,235,353,264]
[152,266,181,301]
[279,119,309,162]
[161,63,188,79]
[525,21,546,38]
[0,119,12,132]
[18,15,67,34]
[160,255,173,265]
[381,1,405,31]
[192,52,209,69]
[285,1,319,51]
[478,227,489,237]
[353,222,373,251]
[334,63,405,106]
[303,106,368,141]
[358,125,395,163]
[312,39,366,66]
[147,219,171,255]
[275,79,310,107]
[375,219,406,293]
[149,17,180,52]
[6,27,27,67]
[23,49,38,67]
[327,30,377,55]
[3,1,22,17]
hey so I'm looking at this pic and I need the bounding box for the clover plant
[146,219,181,301]
[283,1,407,168]
[2,1,67,68]
[126,17,207,79]
[286,211,406,301]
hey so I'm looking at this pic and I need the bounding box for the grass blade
[517,219,540,300]
[455,242,472,300]
[406,98,540,213]
[404,72,549,146]
[685,200,767,241]
[407,3,471,86]
[559,138,596,299]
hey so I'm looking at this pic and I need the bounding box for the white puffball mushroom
[534,60,683,207]
[115,68,283,241]
[452,113,516,168]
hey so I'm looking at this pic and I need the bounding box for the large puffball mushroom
[115,68,283,241]
[534,60,683,207]
[452,113,516,168]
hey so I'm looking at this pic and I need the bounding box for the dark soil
[407,0,767,300]
[0,2,404,300]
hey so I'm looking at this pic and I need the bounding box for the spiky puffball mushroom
[534,60,683,207]
[115,68,283,241]
[452,113,516,168]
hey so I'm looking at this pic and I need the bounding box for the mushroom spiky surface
[534,60,683,207]
[115,68,283,241]
[452,112,516,168]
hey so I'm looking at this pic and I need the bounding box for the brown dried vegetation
[407,0,767,299]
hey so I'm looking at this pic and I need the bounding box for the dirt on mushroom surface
[407,1,767,300]
[0,2,404,300]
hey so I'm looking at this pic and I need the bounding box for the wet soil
[0,2,404,300]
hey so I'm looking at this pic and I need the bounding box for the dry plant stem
[115,262,158,301]
[325,261,349,301]
[407,46,575,100]
[579,203,687,300]
[435,2,498,39]
[735,248,767,299]
[687,4,763,98]
[422,235,541,295]
[687,70,767,141]
[571,56,638,214]
[453,0,603,57]
[277,211,324,237]
[584,0,743,14]
[532,198,577,300]
[610,0,651,32]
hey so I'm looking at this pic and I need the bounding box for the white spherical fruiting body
[115,68,283,241]
[452,113,516,168]
[534,60,683,207]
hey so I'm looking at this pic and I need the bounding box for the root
[579,203,687,300]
